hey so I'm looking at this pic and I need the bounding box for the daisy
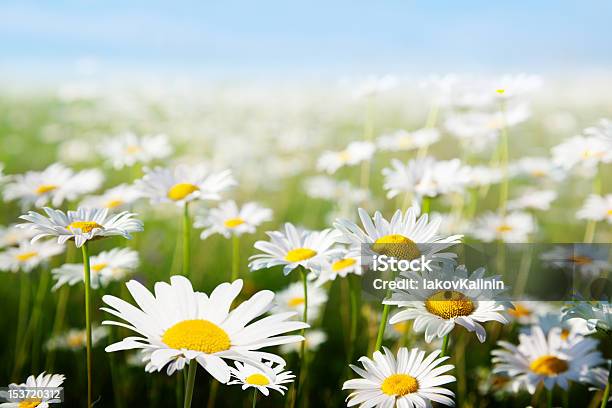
[334,207,463,264]
[99,132,173,169]
[471,211,535,243]
[80,184,142,211]
[492,326,604,393]
[279,329,327,354]
[46,326,109,351]
[102,276,308,382]
[377,128,440,152]
[0,224,36,248]
[52,247,139,290]
[317,141,376,174]
[228,361,295,396]
[303,176,369,204]
[551,135,612,172]
[0,372,65,408]
[343,346,456,408]
[577,194,612,223]
[249,223,340,276]
[562,300,612,333]
[273,281,328,323]
[506,301,555,325]
[314,250,362,287]
[540,244,611,276]
[510,157,565,181]
[520,313,592,345]
[507,189,557,211]
[194,201,272,239]
[18,207,143,248]
[583,367,611,403]
[3,163,104,209]
[0,240,64,272]
[464,166,503,188]
[385,264,508,343]
[136,164,236,207]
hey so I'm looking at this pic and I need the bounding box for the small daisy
[314,250,362,287]
[3,163,104,209]
[317,141,376,174]
[18,207,143,248]
[52,247,139,290]
[0,240,64,272]
[464,165,503,188]
[507,189,557,211]
[520,314,592,345]
[249,223,340,276]
[334,207,463,264]
[510,157,565,181]
[540,244,611,276]
[552,135,612,172]
[274,281,328,323]
[303,176,369,204]
[385,264,508,343]
[99,132,173,169]
[0,224,37,248]
[506,301,555,325]
[492,326,604,393]
[343,346,456,408]
[279,329,327,354]
[377,128,440,152]
[228,362,295,396]
[80,184,142,211]
[0,372,65,407]
[562,300,612,333]
[103,276,307,381]
[194,201,272,239]
[46,326,109,351]
[471,211,535,243]
[577,194,612,224]
[136,164,236,206]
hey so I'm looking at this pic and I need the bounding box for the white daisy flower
[273,281,328,323]
[228,362,295,396]
[471,211,535,243]
[80,184,142,211]
[99,132,173,169]
[562,300,612,333]
[194,201,272,239]
[18,207,143,248]
[382,157,470,199]
[317,141,376,174]
[334,207,463,264]
[0,240,64,273]
[0,372,65,408]
[385,264,508,343]
[430,212,470,236]
[343,346,456,408]
[0,224,37,249]
[52,247,139,290]
[510,157,565,181]
[583,367,612,402]
[279,329,327,354]
[552,135,612,172]
[540,245,611,276]
[377,128,440,152]
[314,250,362,287]
[577,194,612,223]
[249,223,340,276]
[303,176,369,204]
[507,189,557,211]
[102,276,308,382]
[464,166,503,188]
[3,163,103,209]
[520,314,592,345]
[46,326,109,351]
[492,326,604,393]
[136,164,236,207]
[506,301,555,325]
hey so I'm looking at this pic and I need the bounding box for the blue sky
[1,1,611,80]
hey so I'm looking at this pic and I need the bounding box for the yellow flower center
[245,373,270,386]
[167,183,199,201]
[531,170,546,177]
[19,400,42,408]
[508,304,531,318]
[569,255,592,265]
[162,319,230,354]
[67,333,85,347]
[496,89,505,94]
[126,145,142,154]
[381,374,419,396]
[35,184,57,195]
[224,217,246,228]
[105,199,124,208]
[425,290,475,319]
[285,248,317,262]
[288,297,305,307]
[372,234,421,260]
[607,209,612,216]
[496,224,513,233]
[393,321,409,334]
[92,262,108,273]
[67,221,103,233]
[332,258,356,272]
[16,251,37,262]
[529,355,569,376]
[560,329,570,341]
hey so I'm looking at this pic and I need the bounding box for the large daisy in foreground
[343,347,456,407]
[18,207,143,248]
[102,276,307,382]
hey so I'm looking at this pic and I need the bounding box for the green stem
[46,286,70,370]
[601,362,611,408]
[231,235,240,281]
[295,268,309,407]
[206,380,219,408]
[440,334,450,357]
[29,268,51,372]
[347,276,359,364]
[13,271,30,378]
[81,242,93,408]
[184,361,197,408]
[182,202,191,277]
[374,300,391,352]
[421,196,431,215]
[252,388,257,408]
[547,388,553,408]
